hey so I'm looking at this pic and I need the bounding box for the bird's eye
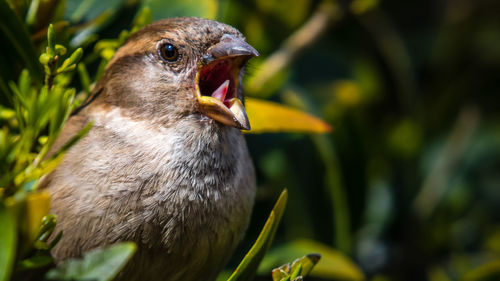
[159,43,179,62]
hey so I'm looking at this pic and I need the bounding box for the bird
[39,17,258,281]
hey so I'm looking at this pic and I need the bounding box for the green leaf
[290,263,302,279]
[226,189,288,281]
[462,260,500,281]
[0,0,43,83]
[17,255,54,270]
[0,204,16,281]
[142,0,218,20]
[290,254,320,278]
[39,53,51,65]
[25,0,41,26]
[259,239,365,281]
[272,254,320,281]
[55,44,67,56]
[58,48,83,72]
[47,24,56,56]
[66,0,125,23]
[36,214,57,243]
[77,63,91,94]
[131,7,152,30]
[272,264,290,281]
[45,242,137,281]
[69,7,122,48]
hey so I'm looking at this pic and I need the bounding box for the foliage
[271,254,321,281]
[45,242,136,281]
[259,239,364,281]
[227,190,288,281]
[1,0,328,280]
[0,12,133,279]
[0,13,83,281]
[0,204,16,281]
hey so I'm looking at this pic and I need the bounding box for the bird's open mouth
[197,58,239,108]
[195,34,258,130]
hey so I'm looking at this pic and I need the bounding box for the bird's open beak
[195,34,259,130]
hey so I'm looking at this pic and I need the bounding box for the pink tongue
[211,80,230,102]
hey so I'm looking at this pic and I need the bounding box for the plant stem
[247,1,342,98]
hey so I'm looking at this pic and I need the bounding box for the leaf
[272,264,290,281]
[0,204,17,281]
[259,239,365,281]
[35,214,58,245]
[272,254,321,281]
[462,260,500,281]
[290,254,321,278]
[226,189,288,281]
[77,63,91,95]
[131,6,153,30]
[17,254,54,270]
[245,98,332,134]
[0,0,43,83]
[47,24,56,56]
[58,48,83,72]
[142,0,218,21]
[45,242,137,281]
[66,0,125,23]
[290,263,302,279]
[69,8,121,48]
[25,0,41,26]
[26,191,51,241]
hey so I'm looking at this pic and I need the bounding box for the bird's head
[93,17,258,130]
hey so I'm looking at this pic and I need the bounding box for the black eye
[159,43,179,62]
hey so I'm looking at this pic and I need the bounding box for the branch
[247,1,342,98]
[413,107,481,219]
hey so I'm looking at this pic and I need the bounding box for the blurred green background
[2,0,500,280]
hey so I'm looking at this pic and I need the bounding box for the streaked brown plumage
[40,17,258,281]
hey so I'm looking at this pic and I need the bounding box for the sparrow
[39,17,258,281]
